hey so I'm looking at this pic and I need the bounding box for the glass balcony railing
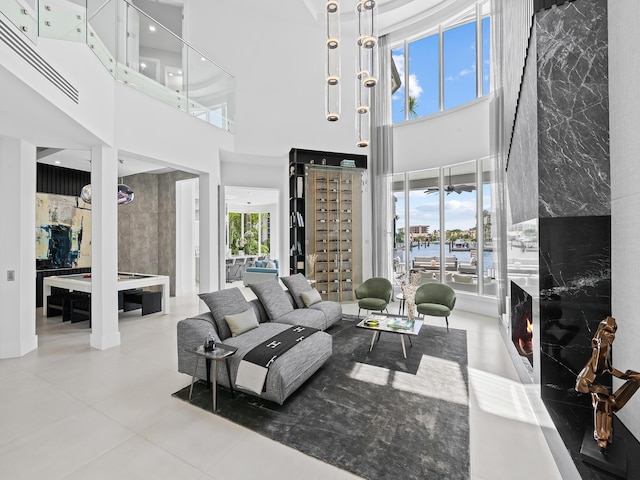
[0,0,235,132]
[39,0,86,42]
[0,0,37,43]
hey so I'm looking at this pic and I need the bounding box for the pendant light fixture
[79,182,134,205]
[326,0,341,122]
[80,159,134,205]
[355,0,377,148]
[324,0,378,148]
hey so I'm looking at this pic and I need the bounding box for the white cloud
[391,53,423,99]
[446,64,476,81]
[409,73,423,98]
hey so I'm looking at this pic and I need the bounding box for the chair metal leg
[358,307,362,318]
[445,316,449,331]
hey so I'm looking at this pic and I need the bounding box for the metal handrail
[86,0,111,21]
[120,0,233,78]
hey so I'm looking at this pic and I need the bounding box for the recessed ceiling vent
[0,16,79,104]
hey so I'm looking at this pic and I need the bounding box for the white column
[89,146,121,350]
[200,172,219,294]
[0,136,37,358]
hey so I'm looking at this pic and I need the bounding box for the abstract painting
[36,193,91,269]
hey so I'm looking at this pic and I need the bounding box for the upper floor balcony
[0,0,235,132]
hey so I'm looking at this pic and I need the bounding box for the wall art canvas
[36,193,91,269]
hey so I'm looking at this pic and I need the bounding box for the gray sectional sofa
[177,275,341,405]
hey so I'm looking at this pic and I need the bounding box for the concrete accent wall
[118,173,159,275]
[118,171,197,296]
[609,0,640,444]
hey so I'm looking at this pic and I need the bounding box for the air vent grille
[0,16,79,103]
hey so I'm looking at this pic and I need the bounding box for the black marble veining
[536,0,610,218]
[545,400,640,480]
[539,215,611,406]
[507,28,539,225]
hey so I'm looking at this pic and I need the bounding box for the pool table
[43,272,170,315]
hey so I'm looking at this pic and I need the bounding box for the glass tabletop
[356,313,423,336]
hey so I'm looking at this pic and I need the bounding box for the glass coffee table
[356,313,423,359]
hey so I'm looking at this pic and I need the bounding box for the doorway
[224,186,279,287]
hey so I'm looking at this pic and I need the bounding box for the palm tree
[401,95,419,118]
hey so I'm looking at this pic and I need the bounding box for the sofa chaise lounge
[177,275,341,404]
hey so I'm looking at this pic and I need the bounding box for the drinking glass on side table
[189,344,237,411]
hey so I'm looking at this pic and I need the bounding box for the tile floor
[0,292,564,480]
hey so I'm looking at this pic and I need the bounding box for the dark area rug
[173,315,469,480]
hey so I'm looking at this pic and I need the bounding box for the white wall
[609,0,640,443]
[393,96,491,172]
[0,138,37,358]
[184,1,369,158]
[0,37,114,148]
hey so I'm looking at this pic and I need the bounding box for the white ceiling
[36,148,174,177]
[303,0,478,34]
[226,186,279,209]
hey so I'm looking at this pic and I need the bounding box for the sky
[394,184,492,233]
[391,17,490,123]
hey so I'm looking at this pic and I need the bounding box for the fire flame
[517,316,534,357]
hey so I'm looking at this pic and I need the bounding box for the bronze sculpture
[575,316,640,450]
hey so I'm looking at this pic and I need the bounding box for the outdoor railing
[0,0,235,132]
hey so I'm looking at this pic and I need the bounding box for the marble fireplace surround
[505,0,640,478]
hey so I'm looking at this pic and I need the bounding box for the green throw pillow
[300,288,322,307]
[224,308,259,337]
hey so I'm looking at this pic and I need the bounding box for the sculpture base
[580,427,627,478]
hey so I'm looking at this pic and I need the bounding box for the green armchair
[415,283,456,331]
[355,277,393,318]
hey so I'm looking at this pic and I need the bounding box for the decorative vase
[237,250,244,256]
[406,296,416,322]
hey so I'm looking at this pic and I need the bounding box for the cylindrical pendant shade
[326,82,340,121]
[357,0,378,89]
[356,108,370,147]
[326,0,340,122]
[356,73,369,115]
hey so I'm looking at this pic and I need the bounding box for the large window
[391,1,490,123]
[482,16,491,96]
[407,34,439,118]
[227,212,270,256]
[392,158,496,297]
[443,22,477,109]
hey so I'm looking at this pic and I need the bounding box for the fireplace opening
[511,281,533,365]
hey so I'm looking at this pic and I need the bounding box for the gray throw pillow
[280,273,312,309]
[224,308,259,337]
[198,288,252,340]
[249,278,294,320]
[300,288,322,307]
